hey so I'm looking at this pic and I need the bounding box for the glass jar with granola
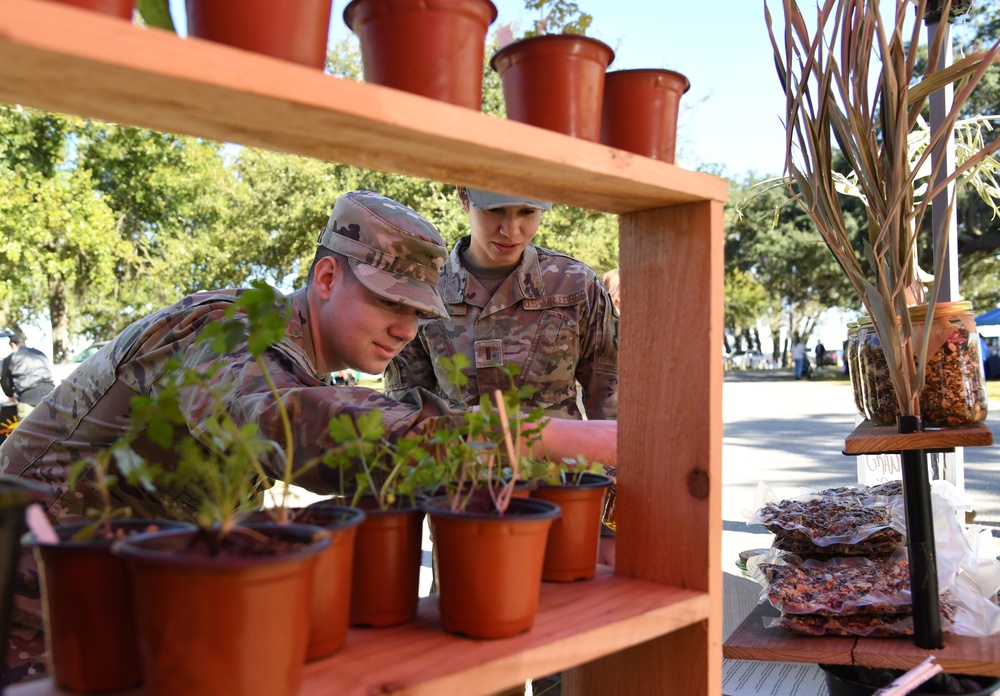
[858,316,899,425]
[846,321,866,418]
[910,301,988,427]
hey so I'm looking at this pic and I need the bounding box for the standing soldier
[385,187,619,420]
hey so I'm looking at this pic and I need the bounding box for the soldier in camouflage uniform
[0,190,618,684]
[385,187,619,420]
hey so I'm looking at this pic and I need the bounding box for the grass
[988,380,1000,406]
[358,377,385,393]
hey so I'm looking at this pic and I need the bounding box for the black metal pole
[897,414,943,649]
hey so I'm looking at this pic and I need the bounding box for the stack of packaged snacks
[746,481,1000,638]
[749,482,905,559]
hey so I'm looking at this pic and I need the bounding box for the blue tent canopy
[976,307,1000,326]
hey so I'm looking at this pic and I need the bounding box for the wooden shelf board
[7,568,709,696]
[724,602,1000,677]
[843,420,993,455]
[0,0,728,215]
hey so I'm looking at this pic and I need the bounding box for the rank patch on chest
[475,339,504,369]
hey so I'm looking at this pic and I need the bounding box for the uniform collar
[441,237,544,306]
[284,288,324,378]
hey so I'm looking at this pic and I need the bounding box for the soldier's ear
[312,255,339,300]
[457,187,471,214]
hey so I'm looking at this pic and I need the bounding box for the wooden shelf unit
[0,2,727,694]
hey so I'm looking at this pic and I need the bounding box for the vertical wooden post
[564,199,725,695]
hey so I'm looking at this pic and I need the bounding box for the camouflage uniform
[0,191,461,684]
[385,237,619,420]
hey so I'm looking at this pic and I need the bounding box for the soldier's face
[311,257,420,375]
[462,202,543,269]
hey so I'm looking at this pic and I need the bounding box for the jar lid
[907,300,974,322]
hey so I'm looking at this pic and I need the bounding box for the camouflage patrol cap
[465,187,552,211]
[318,191,448,319]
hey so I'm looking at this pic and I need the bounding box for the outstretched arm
[530,418,617,467]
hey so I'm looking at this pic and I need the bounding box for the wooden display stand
[725,421,998,677]
[0,2,727,694]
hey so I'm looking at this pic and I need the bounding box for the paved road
[720,367,1000,570]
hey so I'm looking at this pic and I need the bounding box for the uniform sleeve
[202,343,463,495]
[383,334,438,401]
[575,277,619,420]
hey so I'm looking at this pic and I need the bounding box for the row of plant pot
[21,473,610,695]
[45,0,689,162]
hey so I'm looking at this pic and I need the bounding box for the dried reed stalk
[765,0,1000,419]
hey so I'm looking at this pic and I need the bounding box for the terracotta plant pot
[32,520,194,693]
[248,506,365,661]
[0,476,49,669]
[41,0,134,19]
[114,524,329,696]
[491,34,615,141]
[291,505,365,658]
[422,495,560,638]
[601,69,690,162]
[185,0,334,69]
[344,0,498,109]
[530,472,613,582]
[343,501,424,628]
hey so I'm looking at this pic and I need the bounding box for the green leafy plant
[425,355,551,514]
[322,410,436,510]
[520,455,605,486]
[120,281,309,540]
[764,0,1000,420]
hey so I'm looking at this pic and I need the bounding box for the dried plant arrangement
[765,0,1000,422]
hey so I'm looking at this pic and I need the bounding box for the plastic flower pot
[344,0,498,109]
[291,504,365,659]
[331,499,424,628]
[491,34,615,141]
[248,506,365,661]
[185,0,334,69]
[530,472,613,582]
[114,523,330,696]
[422,495,560,638]
[31,520,196,693]
[600,68,690,162]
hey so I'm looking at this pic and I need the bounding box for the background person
[385,186,619,421]
[602,268,621,313]
[1,332,56,420]
[792,334,806,380]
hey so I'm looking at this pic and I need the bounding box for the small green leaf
[135,0,175,31]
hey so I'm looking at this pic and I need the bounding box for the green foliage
[426,356,551,514]
[135,0,174,31]
[117,281,303,536]
[322,410,435,510]
[519,455,604,486]
[522,0,593,37]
